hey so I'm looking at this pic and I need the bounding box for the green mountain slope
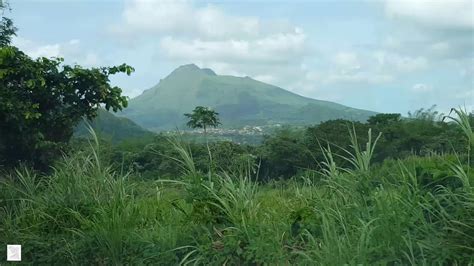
[75,109,153,141]
[122,64,376,130]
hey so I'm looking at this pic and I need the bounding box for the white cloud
[28,44,61,58]
[160,29,306,64]
[411,83,433,93]
[332,52,362,74]
[385,0,474,30]
[81,53,101,66]
[442,88,474,112]
[114,0,307,68]
[333,52,359,68]
[429,42,450,54]
[114,0,265,40]
[454,89,473,100]
[12,37,101,67]
[314,50,426,88]
[381,0,473,95]
[383,0,473,62]
[324,72,394,85]
[13,37,63,58]
[69,39,80,45]
[374,51,428,72]
[460,63,474,79]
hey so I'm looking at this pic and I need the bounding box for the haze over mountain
[75,109,153,142]
[121,64,376,131]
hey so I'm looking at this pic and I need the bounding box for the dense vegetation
[1,109,473,264]
[90,110,471,181]
[75,109,153,143]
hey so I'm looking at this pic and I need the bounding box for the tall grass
[445,107,474,150]
[341,125,382,173]
[159,136,267,264]
[444,107,473,180]
[319,143,341,179]
[294,113,473,264]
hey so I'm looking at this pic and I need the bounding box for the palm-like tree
[184,107,221,179]
[184,106,221,136]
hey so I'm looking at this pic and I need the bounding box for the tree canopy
[0,5,134,169]
[184,106,221,133]
[368,113,402,126]
[0,0,16,46]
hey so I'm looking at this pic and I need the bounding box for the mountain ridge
[75,109,153,142]
[121,64,377,131]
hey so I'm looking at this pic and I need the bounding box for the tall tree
[0,5,134,170]
[184,106,221,136]
[0,0,16,47]
[184,106,221,178]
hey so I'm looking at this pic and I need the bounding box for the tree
[184,106,221,135]
[368,113,401,126]
[0,0,16,47]
[258,127,311,179]
[0,8,134,169]
[408,105,443,121]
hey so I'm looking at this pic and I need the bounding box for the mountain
[121,64,376,130]
[75,109,154,141]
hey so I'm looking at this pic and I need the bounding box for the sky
[7,0,474,115]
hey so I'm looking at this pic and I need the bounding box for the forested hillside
[122,64,376,130]
[74,109,153,142]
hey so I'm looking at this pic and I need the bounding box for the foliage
[368,113,401,125]
[258,127,311,179]
[341,126,381,173]
[0,44,133,170]
[408,104,444,121]
[184,106,221,134]
[444,107,474,155]
[89,108,470,181]
[0,0,16,47]
[0,5,134,170]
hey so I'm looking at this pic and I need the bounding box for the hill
[75,109,154,141]
[121,64,376,130]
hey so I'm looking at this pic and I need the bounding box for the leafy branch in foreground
[0,45,134,170]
